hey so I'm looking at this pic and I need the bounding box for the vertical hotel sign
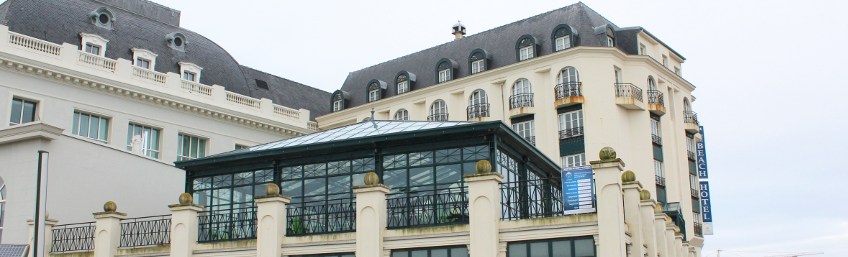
[562,166,595,214]
[697,125,714,235]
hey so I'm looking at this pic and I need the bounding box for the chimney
[452,20,466,40]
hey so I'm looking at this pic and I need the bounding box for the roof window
[89,7,114,29]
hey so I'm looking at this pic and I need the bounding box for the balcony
[427,113,449,121]
[687,150,696,160]
[614,83,645,110]
[387,187,469,228]
[684,111,700,133]
[523,136,536,145]
[655,175,666,187]
[651,134,662,145]
[286,199,355,236]
[508,93,534,117]
[554,82,584,108]
[467,103,490,121]
[691,189,699,198]
[647,90,666,115]
[694,222,703,237]
[559,126,584,140]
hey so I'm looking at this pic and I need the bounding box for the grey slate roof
[0,0,330,120]
[336,2,630,109]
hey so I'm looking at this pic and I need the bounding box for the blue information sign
[696,126,709,179]
[562,166,595,214]
[699,181,713,222]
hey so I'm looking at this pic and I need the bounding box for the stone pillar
[26,218,58,257]
[354,172,389,257]
[93,201,126,257]
[621,171,646,257]
[639,191,658,257]
[255,184,290,257]
[654,210,669,257]
[170,193,203,257]
[665,220,677,257]
[259,98,274,115]
[675,234,684,257]
[588,147,626,256]
[465,160,503,257]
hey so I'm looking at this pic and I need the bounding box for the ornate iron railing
[501,177,566,220]
[197,206,257,242]
[652,134,662,145]
[691,189,699,198]
[523,136,535,145]
[655,175,666,187]
[647,90,664,105]
[51,222,95,253]
[509,94,534,109]
[694,222,703,236]
[614,83,644,102]
[466,103,490,119]
[558,127,584,139]
[427,113,449,121]
[554,82,582,99]
[687,150,696,160]
[387,187,469,228]
[684,111,699,125]
[120,215,171,248]
[286,199,356,236]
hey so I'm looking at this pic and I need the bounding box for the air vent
[255,79,269,90]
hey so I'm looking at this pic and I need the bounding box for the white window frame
[368,88,380,102]
[654,160,665,179]
[332,99,343,112]
[511,120,535,144]
[9,97,38,126]
[438,69,451,83]
[80,33,108,57]
[607,35,615,47]
[429,100,448,121]
[179,62,203,82]
[177,133,207,161]
[561,153,586,168]
[394,109,409,120]
[651,118,661,138]
[397,81,409,94]
[519,45,534,60]
[512,79,532,95]
[72,110,109,143]
[558,109,583,136]
[127,123,161,159]
[558,67,580,84]
[555,35,571,51]
[132,48,157,70]
[471,59,485,74]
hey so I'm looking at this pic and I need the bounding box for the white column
[465,160,503,257]
[654,213,669,257]
[169,195,203,257]
[588,147,627,256]
[26,218,58,257]
[621,174,646,257]
[640,197,658,257]
[255,191,290,257]
[675,235,684,257]
[665,221,677,257]
[353,174,389,257]
[93,202,126,257]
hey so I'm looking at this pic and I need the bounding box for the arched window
[556,67,581,98]
[552,24,577,52]
[647,77,658,91]
[647,76,662,105]
[428,100,448,121]
[366,80,387,102]
[510,79,533,109]
[0,176,5,239]
[606,26,616,47]
[683,98,692,113]
[394,109,409,121]
[468,49,488,74]
[331,90,347,112]
[90,7,114,29]
[467,89,489,119]
[516,35,537,61]
[396,71,416,95]
[436,59,456,83]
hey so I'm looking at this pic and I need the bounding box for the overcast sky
[151,0,847,256]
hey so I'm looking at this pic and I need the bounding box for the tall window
[690,174,698,197]
[654,159,665,186]
[428,100,448,121]
[516,35,536,61]
[182,71,197,82]
[467,89,489,119]
[367,82,381,102]
[614,66,622,84]
[177,134,207,161]
[84,43,101,55]
[508,237,595,257]
[561,153,586,168]
[557,67,581,97]
[558,109,583,139]
[558,67,580,84]
[72,111,109,143]
[510,79,533,108]
[687,136,696,159]
[605,27,616,47]
[136,57,151,69]
[0,176,5,242]
[512,120,535,145]
[9,97,37,126]
[127,123,160,159]
[469,49,487,74]
[396,74,410,94]
[437,60,453,83]
[391,246,468,257]
[394,109,409,120]
[650,116,661,145]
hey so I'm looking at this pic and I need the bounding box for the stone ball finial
[640,189,651,200]
[178,192,193,205]
[621,170,636,183]
[599,147,616,161]
[475,160,492,174]
[364,171,379,186]
[266,183,281,197]
[103,201,117,212]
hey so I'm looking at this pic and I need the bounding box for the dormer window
[606,27,616,47]
[436,59,456,83]
[132,48,157,70]
[396,71,415,95]
[552,24,577,52]
[516,35,537,61]
[469,49,488,74]
[89,7,114,29]
[80,33,108,57]
[366,80,387,102]
[331,90,348,112]
[166,32,188,51]
[179,62,202,82]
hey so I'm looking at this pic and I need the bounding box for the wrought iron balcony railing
[197,206,257,242]
[119,215,171,248]
[509,93,534,109]
[694,222,703,236]
[427,113,449,121]
[559,126,584,139]
[554,82,582,99]
[684,111,699,125]
[387,187,469,229]
[652,134,662,145]
[688,150,696,160]
[467,103,490,119]
[691,189,699,198]
[523,136,536,145]
[51,222,96,253]
[647,90,664,105]
[286,199,356,236]
[501,177,569,221]
[655,175,666,187]
[614,83,644,102]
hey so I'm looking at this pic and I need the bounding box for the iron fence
[694,222,703,236]
[51,222,95,253]
[427,113,449,121]
[554,82,582,99]
[655,175,666,187]
[509,94,534,109]
[286,199,356,236]
[466,103,490,119]
[197,206,257,242]
[651,134,662,145]
[684,111,699,125]
[687,150,696,160]
[558,127,584,139]
[501,177,566,220]
[614,83,644,102]
[647,90,664,105]
[387,187,468,228]
[120,215,171,248]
